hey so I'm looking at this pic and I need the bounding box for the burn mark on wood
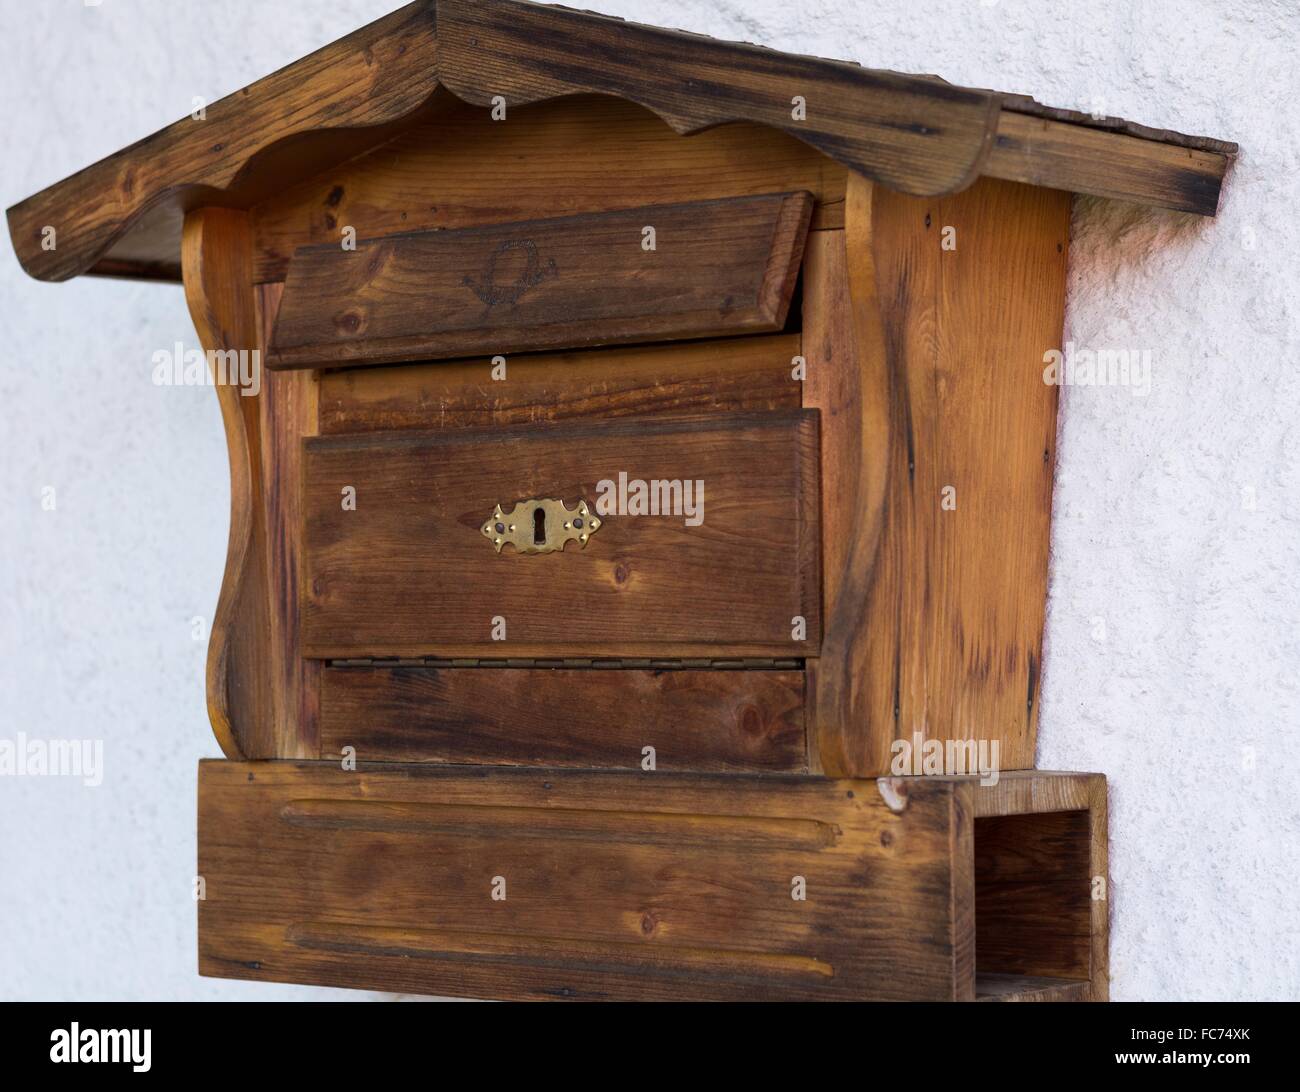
[462,238,558,310]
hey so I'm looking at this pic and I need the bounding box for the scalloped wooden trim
[9,0,998,283]
[433,0,999,196]
[8,0,1234,284]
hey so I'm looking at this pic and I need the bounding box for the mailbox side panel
[804,176,1071,776]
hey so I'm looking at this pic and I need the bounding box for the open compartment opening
[974,809,1095,1001]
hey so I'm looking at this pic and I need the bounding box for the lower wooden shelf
[197,761,1107,1001]
[975,973,1093,1003]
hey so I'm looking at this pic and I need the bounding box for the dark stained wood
[320,666,807,771]
[266,193,813,370]
[998,94,1237,156]
[197,762,1107,1001]
[435,0,997,199]
[988,110,1229,217]
[252,92,848,284]
[977,769,1112,998]
[801,207,890,776]
[805,175,1068,778]
[301,411,821,659]
[976,811,1094,981]
[976,974,1090,1002]
[198,761,956,1001]
[7,0,990,283]
[181,213,321,759]
[972,770,1110,1001]
[14,0,1149,1008]
[9,1,1233,284]
[181,208,270,760]
[10,2,440,283]
[256,282,321,758]
[317,334,802,434]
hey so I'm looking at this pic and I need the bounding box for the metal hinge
[329,657,802,670]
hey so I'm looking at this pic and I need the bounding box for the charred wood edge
[7,0,1234,283]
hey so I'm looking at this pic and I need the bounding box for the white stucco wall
[1,0,1294,1001]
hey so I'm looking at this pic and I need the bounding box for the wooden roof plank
[435,0,1000,196]
[6,0,1235,284]
[986,111,1230,217]
[7,1,440,283]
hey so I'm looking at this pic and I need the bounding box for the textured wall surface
[1,0,1294,1001]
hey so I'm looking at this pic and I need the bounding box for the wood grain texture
[256,283,321,758]
[998,95,1237,156]
[805,176,1069,778]
[8,0,994,281]
[800,199,891,777]
[302,411,821,658]
[198,761,961,1000]
[434,0,997,199]
[320,666,807,771]
[1088,772,1110,1002]
[11,2,440,282]
[266,192,812,370]
[970,769,1109,1001]
[971,768,1100,817]
[251,92,847,284]
[987,110,1229,217]
[975,810,1093,981]
[9,0,1233,282]
[976,974,1091,1002]
[181,211,319,759]
[197,762,1106,1000]
[181,209,269,760]
[317,334,802,434]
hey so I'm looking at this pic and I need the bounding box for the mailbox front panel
[301,410,821,659]
[279,181,824,774]
[268,192,813,370]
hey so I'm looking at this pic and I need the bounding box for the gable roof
[7,0,1236,283]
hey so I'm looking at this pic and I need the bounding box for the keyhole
[533,507,547,546]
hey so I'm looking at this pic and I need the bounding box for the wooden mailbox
[9,0,1234,1001]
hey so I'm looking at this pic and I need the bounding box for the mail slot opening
[974,810,1094,999]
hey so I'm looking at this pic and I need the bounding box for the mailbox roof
[8,0,1236,283]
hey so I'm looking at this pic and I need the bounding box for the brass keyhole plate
[481,498,602,555]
